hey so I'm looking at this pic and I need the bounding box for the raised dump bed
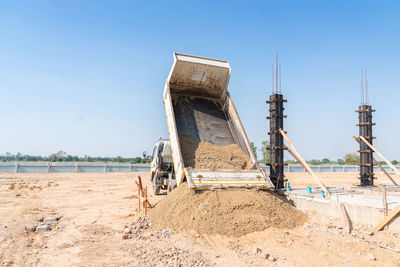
[163,53,274,189]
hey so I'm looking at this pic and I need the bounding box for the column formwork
[267,93,287,189]
[356,105,375,186]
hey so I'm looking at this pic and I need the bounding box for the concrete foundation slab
[285,185,400,232]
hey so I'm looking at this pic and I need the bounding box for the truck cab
[150,139,175,195]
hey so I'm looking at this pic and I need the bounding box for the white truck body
[163,53,274,189]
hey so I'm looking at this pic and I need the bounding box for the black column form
[356,105,375,186]
[267,93,287,189]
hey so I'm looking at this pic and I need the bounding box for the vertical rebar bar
[360,69,364,105]
[279,64,282,93]
[276,50,278,92]
[365,69,369,105]
[272,64,274,94]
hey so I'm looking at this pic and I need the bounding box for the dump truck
[163,53,274,190]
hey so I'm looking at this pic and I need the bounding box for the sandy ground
[0,172,399,266]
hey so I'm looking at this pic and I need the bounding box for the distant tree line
[0,151,151,164]
[251,141,399,166]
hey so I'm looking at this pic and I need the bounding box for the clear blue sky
[1,1,400,160]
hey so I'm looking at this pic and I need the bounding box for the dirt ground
[0,172,399,266]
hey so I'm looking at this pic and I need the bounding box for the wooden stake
[340,203,353,233]
[137,181,141,211]
[375,204,400,232]
[359,136,400,176]
[144,186,148,216]
[24,225,30,240]
[375,158,398,185]
[353,136,398,185]
[279,129,331,198]
[138,176,144,195]
[285,145,308,170]
[383,186,388,217]
[383,186,388,231]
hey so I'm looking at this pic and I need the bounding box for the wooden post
[75,162,79,173]
[285,145,307,170]
[353,136,398,185]
[15,162,18,173]
[359,136,400,176]
[375,159,398,185]
[375,204,400,232]
[144,186,148,216]
[280,129,331,198]
[137,182,141,211]
[47,162,51,173]
[138,176,143,193]
[104,163,107,173]
[383,186,388,231]
[383,186,388,217]
[340,203,353,233]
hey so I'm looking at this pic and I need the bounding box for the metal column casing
[267,93,287,188]
[356,105,375,186]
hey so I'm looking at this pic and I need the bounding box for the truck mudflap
[185,169,274,189]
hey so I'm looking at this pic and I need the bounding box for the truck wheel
[153,180,161,195]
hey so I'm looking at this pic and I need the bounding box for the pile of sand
[179,136,252,169]
[149,183,307,237]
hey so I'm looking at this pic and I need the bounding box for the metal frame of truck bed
[163,53,274,190]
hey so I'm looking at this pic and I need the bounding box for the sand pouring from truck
[150,53,274,193]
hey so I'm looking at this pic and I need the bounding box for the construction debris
[36,225,51,232]
[122,217,151,240]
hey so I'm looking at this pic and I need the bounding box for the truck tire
[153,179,161,195]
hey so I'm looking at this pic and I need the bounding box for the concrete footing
[286,186,400,232]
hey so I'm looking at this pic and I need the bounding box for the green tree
[260,141,270,164]
[337,159,345,165]
[115,156,124,163]
[321,158,330,164]
[309,159,321,165]
[133,157,143,163]
[344,153,360,165]
[48,154,57,162]
[250,142,257,160]
[391,160,398,165]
